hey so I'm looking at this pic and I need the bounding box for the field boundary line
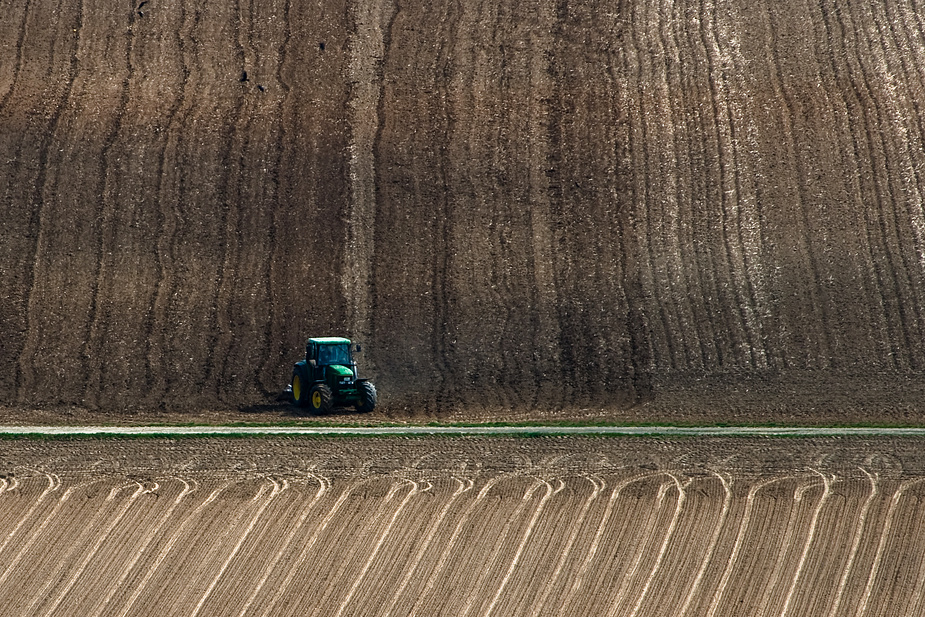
[6,425,925,437]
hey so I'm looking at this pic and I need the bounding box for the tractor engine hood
[328,365,354,379]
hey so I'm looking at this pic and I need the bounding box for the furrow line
[38,481,147,617]
[406,476,501,617]
[236,475,328,617]
[332,479,420,617]
[697,0,754,367]
[114,481,232,617]
[88,478,196,617]
[305,479,406,616]
[483,479,557,617]
[826,469,879,617]
[22,481,139,615]
[0,472,57,559]
[705,476,783,617]
[605,479,675,617]
[457,478,546,617]
[380,477,472,617]
[558,472,654,608]
[854,478,925,617]
[627,475,688,617]
[779,472,833,617]
[208,0,252,403]
[190,478,284,617]
[529,475,604,617]
[677,473,733,617]
[754,480,805,616]
[256,480,362,617]
[0,480,95,591]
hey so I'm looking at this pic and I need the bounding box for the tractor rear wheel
[355,381,377,413]
[309,383,334,415]
[292,370,310,410]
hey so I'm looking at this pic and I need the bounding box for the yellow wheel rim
[312,390,322,408]
[293,375,301,401]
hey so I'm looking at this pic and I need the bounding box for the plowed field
[2,436,925,616]
[4,0,925,419]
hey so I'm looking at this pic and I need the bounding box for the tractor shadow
[238,392,366,419]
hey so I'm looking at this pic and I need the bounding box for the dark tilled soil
[2,0,925,421]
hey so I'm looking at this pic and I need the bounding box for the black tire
[291,369,310,410]
[355,380,377,413]
[309,383,334,415]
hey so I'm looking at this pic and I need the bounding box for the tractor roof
[308,337,352,345]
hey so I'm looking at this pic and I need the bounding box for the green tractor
[291,337,377,414]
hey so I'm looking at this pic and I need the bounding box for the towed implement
[291,337,377,414]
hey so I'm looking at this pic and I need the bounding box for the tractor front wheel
[309,383,334,415]
[355,381,377,413]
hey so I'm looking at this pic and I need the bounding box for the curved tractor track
[3,436,925,615]
[2,0,925,418]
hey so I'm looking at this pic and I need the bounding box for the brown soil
[2,0,925,421]
[2,436,925,615]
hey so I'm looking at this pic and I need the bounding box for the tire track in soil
[331,479,421,617]
[255,479,366,617]
[113,481,232,617]
[828,0,919,369]
[205,0,252,405]
[406,476,501,617]
[190,478,285,617]
[35,481,148,617]
[15,0,83,402]
[801,0,894,368]
[860,0,925,362]
[379,477,472,617]
[854,478,925,617]
[677,473,733,617]
[145,0,193,404]
[814,0,902,370]
[235,474,328,617]
[80,0,135,407]
[85,478,195,617]
[528,475,604,616]
[0,0,31,113]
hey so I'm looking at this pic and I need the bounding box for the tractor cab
[292,337,376,414]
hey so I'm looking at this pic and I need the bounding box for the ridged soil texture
[2,0,925,414]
